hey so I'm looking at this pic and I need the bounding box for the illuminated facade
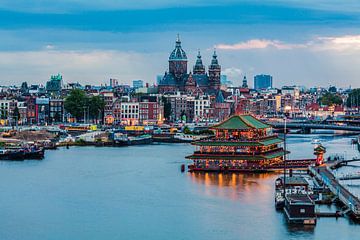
[187,115,288,172]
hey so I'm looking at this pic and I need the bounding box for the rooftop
[211,115,271,130]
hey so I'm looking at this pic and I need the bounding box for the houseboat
[186,115,315,172]
[275,176,312,210]
[284,194,316,225]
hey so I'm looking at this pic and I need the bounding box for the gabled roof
[211,115,271,130]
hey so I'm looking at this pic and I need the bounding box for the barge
[0,147,45,160]
[284,194,316,225]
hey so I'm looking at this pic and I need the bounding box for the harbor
[0,134,359,240]
[1,115,360,235]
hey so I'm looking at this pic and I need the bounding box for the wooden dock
[310,165,360,219]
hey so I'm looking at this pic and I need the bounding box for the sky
[1,0,360,88]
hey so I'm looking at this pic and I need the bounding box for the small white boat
[311,138,321,145]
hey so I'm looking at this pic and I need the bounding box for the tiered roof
[211,115,270,130]
[193,137,282,147]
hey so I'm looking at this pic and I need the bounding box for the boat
[0,146,45,161]
[0,149,25,161]
[284,194,316,225]
[274,176,312,210]
[113,134,153,146]
[128,134,153,145]
[24,147,45,159]
[311,138,321,145]
[173,133,210,143]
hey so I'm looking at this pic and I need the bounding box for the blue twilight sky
[1,0,360,87]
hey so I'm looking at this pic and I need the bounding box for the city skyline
[1,1,360,87]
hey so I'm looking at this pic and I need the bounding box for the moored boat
[0,146,45,161]
[128,134,153,145]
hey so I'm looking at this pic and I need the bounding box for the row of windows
[121,114,139,119]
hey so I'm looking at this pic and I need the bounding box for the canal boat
[173,133,210,143]
[284,194,316,225]
[113,134,153,146]
[127,134,153,145]
[275,176,311,210]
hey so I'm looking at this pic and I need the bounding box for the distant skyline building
[254,74,273,90]
[133,80,144,89]
[110,78,119,88]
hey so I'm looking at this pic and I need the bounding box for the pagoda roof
[193,137,283,147]
[186,150,288,161]
[211,115,271,130]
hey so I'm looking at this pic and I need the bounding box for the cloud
[223,67,243,81]
[0,50,165,85]
[313,35,360,52]
[215,39,306,50]
[215,35,360,53]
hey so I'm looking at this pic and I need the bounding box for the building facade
[254,74,273,90]
[158,36,221,94]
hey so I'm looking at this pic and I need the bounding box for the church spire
[193,49,205,74]
[210,49,219,66]
[209,48,221,90]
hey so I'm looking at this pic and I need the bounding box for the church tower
[208,50,221,90]
[168,34,188,81]
[193,50,205,74]
[242,76,248,88]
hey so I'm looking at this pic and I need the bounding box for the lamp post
[283,105,291,198]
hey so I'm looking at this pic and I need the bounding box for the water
[0,134,360,240]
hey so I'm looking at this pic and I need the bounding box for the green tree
[347,89,360,108]
[88,95,105,122]
[13,106,20,121]
[64,89,87,121]
[318,92,343,106]
[161,96,172,121]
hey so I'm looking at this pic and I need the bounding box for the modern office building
[254,74,273,90]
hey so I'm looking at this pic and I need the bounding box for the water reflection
[189,172,276,187]
[286,224,315,235]
[188,172,278,201]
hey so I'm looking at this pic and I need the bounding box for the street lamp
[283,105,291,198]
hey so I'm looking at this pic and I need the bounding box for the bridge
[329,158,360,169]
[269,122,360,133]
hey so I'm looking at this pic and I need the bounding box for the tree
[88,95,105,123]
[162,96,172,121]
[13,106,20,121]
[346,88,360,108]
[64,89,87,121]
[318,92,343,106]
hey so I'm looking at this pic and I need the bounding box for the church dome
[169,35,187,61]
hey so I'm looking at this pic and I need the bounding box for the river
[0,134,359,240]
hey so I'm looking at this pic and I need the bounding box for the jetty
[310,165,360,219]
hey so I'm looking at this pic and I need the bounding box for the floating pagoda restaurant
[187,115,313,172]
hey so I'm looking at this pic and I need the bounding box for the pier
[310,165,360,219]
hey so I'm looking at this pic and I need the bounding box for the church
[158,35,221,94]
